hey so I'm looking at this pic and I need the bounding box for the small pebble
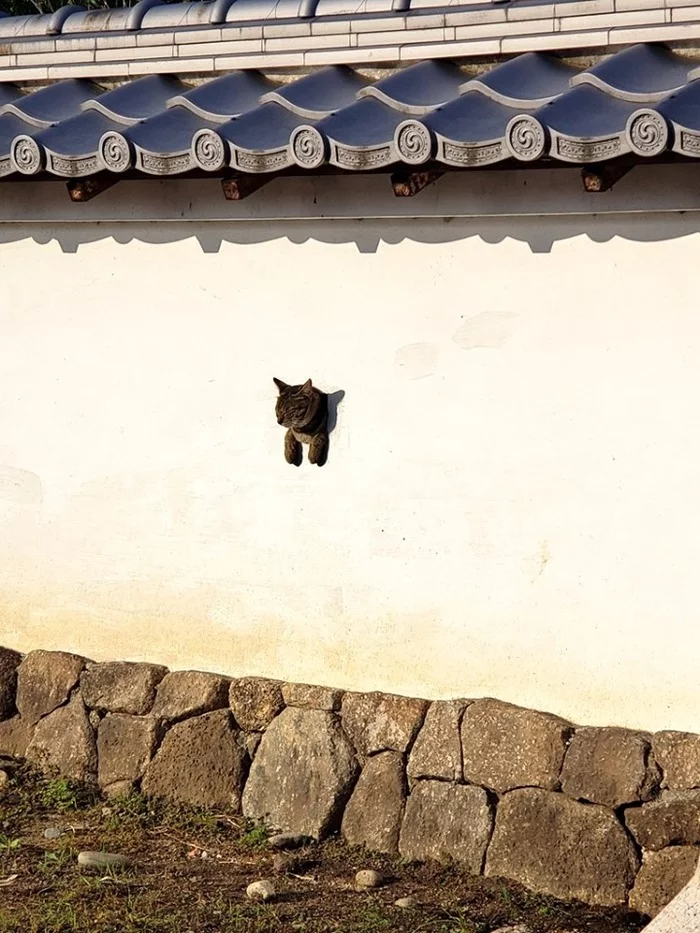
[246,880,275,902]
[0,771,8,792]
[273,852,297,874]
[355,869,384,889]
[395,896,418,908]
[267,832,312,850]
[43,828,62,840]
[492,926,532,933]
[77,851,131,871]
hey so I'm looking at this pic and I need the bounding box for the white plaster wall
[1,169,699,732]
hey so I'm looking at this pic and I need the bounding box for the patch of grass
[37,778,82,813]
[239,820,269,849]
[1,765,97,826]
[342,898,394,932]
[437,915,478,933]
[102,790,220,839]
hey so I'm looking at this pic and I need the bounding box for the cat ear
[301,379,313,393]
[273,377,289,393]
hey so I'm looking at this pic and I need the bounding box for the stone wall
[0,645,698,918]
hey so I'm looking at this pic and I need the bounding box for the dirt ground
[0,764,648,933]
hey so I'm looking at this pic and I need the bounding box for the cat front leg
[284,429,302,466]
[309,431,329,467]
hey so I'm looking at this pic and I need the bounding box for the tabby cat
[273,377,329,466]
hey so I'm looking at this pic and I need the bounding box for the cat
[273,377,329,466]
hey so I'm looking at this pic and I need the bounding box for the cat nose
[277,417,284,425]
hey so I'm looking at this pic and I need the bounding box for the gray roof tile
[259,65,366,116]
[359,59,464,113]
[167,70,275,120]
[0,78,100,127]
[1,41,699,179]
[570,42,694,100]
[460,52,578,107]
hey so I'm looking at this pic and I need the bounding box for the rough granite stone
[81,662,168,716]
[625,790,700,850]
[0,715,34,759]
[398,780,493,872]
[78,851,131,870]
[342,751,406,854]
[282,682,343,712]
[461,699,572,794]
[341,691,428,759]
[152,670,230,722]
[16,650,86,726]
[229,677,284,731]
[242,707,358,839]
[26,695,97,782]
[560,727,659,809]
[629,847,700,918]
[485,788,639,907]
[653,732,700,790]
[641,854,700,930]
[103,780,137,799]
[142,709,246,810]
[408,700,468,783]
[97,713,160,787]
[0,647,22,721]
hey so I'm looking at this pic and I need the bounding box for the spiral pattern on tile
[290,126,327,170]
[394,121,433,165]
[627,110,668,157]
[191,129,227,172]
[506,116,546,162]
[11,136,44,175]
[99,132,134,173]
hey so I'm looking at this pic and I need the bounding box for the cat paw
[308,440,328,467]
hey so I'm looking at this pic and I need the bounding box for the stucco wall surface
[0,169,698,732]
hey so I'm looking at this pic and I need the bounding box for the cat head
[274,377,320,428]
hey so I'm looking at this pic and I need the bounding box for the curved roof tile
[0,42,698,182]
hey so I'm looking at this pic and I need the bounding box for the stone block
[408,699,468,782]
[629,846,699,918]
[97,714,160,787]
[242,707,358,839]
[399,780,492,872]
[341,691,428,758]
[152,670,230,722]
[561,727,659,808]
[229,677,284,731]
[653,731,700,790]
[17,650,86,725]
[639,854,700,930]
[142,709,246,810]
[103,780,136,799]
[25,695,97,782]
[282,682,343,711]
[0,647,22,721]
[81,662,167,715]
[625,791,700,850]
[461,699,571,793]
[0,715,34,759]
[342,751,406,854]
[485,788,638,907]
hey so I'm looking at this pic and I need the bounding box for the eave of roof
[1,42,700,196]
[0,0,695,83]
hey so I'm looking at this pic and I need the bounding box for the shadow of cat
[326,389,345,437]
[308,389,344,467]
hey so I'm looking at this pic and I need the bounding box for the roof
[0,0,692,84]
[2,42,700,183]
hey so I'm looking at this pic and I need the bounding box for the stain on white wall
[0,208,699,732]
